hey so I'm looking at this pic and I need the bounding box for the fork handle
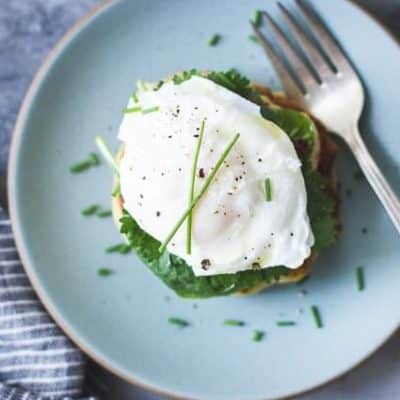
[348,127,400,234]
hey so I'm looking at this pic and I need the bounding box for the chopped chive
[112,182,121,198]
[187,120,206,254]
[81,204,100,216]
[95,136,120,176]
[131,93,139,103]
[264,178,272,201]
[159,133,240,253]
[252,330,265,342]
[248,34,259,43]
[123,107,141,114]
[155,80,164,90]
[276,321,296,327]
[105,243,131,254]
[253,9,262,27]
[98,210,112,218]
[168,317,190,327]
[69,160,92,173]
[223,319,245,327]
[310,305,323,328]
[142,106,159,114]
[98,268,113,277]
[88,153,100,166]
[208,33,221,47]
[356,266,365,291]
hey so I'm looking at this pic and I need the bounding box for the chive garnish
[310,305,323,328]
[252,330,265,342]
[253,9,262,27]
[186,120,206,254]
[248,34,259,43]
[98,268,113,277]
[168,317,190,327]
[112,182,121,198]
[356,266,365,291]
[82,205,100,216]
[131,93,139,103]
[124,107,141,114]
[95,136,120,176]
[142,106,159,114]
[208,34,221,47]
[223,319,245,327]
[159,133,240,253]
[98,210,112,218]
[276,321,296,327]
[264,178,272,201]
[70,153,100,173]
[88,153,100,166]
[105,243,132,254]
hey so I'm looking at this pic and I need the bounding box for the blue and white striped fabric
[0,206,94,400]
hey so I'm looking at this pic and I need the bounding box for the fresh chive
[186,120,205,254]
[69,160,92,173]
[98,268,113,277]
[137,80,146,91]
[159,133,240,253]
[97,210,112,218]
[168,317,190,327]
[142,106,159,114]
[88,153,100,166]
[95,136,120,176]
[208,33,221,47]
[112,182,121,198]
[252,330,265,342]
[264,178,272,201]
[248,34,259,43]
[253,9,262,27]
[131,93,139,103]
[70,152,100,173]
[276,321,296,327]
[105,243,131,254]
[310,305,323,328]
[81,204,100,216]
[123,107,141,114]
[356,266,365,291]
[223,319,245,327]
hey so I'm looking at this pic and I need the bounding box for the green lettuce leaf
[120,70,337,298]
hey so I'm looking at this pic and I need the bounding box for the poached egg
[118,76,314,276]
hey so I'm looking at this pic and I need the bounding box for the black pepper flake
[156,211,161,217]
[258,158,262,162]
[361,227,368,235]
[235,177,239,182]
[244,256,248,260]
[194,106,199,110]
[213,210,219,214]
[271,232,274,236]
[168,135,172,138]
[223,212,227,216]
[201,259,211,270]
[139,194,144,199]
[210,149,214,153]
[142,176,146,180]
[241,161,245,165]
[161,172,165,176]
[227,192,233,196]
[193,134,199,138]
[199,168,205,178]
[290,232,294,237]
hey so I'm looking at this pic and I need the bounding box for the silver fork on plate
[252,0,400,234]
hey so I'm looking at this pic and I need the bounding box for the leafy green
[118,70,337,298]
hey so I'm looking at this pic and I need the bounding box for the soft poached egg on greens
[118,76,314,276]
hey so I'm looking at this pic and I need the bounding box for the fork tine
[277,2,332,82]
[261,11,318,91]
[251,21,305,105]
[295,0,354,73]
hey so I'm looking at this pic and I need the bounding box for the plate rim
[6,1,400,399]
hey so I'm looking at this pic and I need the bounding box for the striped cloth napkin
[0,206,95,400]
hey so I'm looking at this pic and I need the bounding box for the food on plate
[107,69,339,298]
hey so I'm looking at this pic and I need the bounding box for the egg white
[118,76,314,276]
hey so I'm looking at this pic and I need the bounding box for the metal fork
[252,0,400,234]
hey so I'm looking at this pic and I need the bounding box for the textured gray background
[1,1,400,399]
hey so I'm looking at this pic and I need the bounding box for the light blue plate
[8,1,400,399]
